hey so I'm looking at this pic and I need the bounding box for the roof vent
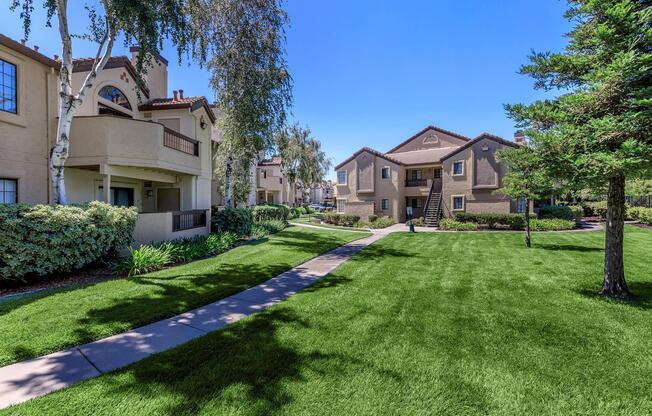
[33,45,39,52]
[179,89,184,99]
[514,131,525,144]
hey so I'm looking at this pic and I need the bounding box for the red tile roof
[334,147,403,170]
[139,96,217,123]
[259,156,282,166]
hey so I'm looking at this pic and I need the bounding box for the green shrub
[288,208,300,219]
[529,218,576,231]
[583,201,607,218]
[0,202,137,280]
[368,214,378,222]
[454,212,525,230]
[439,218,478,231]
[628,206,652,224]
[251,204,289,223]
[538,205,583,224]
[411,217,425,226]
[323,212,360,226]
[114,246,171,277]
[368,216,396,229]
[115,231,240,277]
[250,219,287,239]
[212,208,253,236]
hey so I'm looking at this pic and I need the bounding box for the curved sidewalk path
[0,231,385,409]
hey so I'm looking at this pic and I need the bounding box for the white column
[102,173,111,204]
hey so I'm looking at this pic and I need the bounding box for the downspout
[45,68,54,203]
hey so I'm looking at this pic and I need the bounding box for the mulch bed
[0,263,116,299]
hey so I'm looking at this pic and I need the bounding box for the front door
[157,188,180,212]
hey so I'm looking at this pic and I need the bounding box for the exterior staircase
[423,186,442,227]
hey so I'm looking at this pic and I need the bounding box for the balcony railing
[172,210,207,231]
[164,127,199,156]
[405,179,427,187]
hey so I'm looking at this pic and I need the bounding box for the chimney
[173,90,178,101]
[53,54,59,61]
[20,40,26,45]
[179,89,184,99]
[33,45,39,52]
[514,130,525,144]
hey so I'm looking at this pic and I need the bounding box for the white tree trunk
[51,0,115,204]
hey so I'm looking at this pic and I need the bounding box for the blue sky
[3,0,570,179]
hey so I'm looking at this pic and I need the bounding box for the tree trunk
[601,174,630,297]
[225,157,233,208]
[524,198,531,248]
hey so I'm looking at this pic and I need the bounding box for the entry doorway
[157,188,180,212]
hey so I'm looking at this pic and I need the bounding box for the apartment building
[334,125,522,226]
[255,156,297,205]
[308,180,334,206]
[0,34,215,245]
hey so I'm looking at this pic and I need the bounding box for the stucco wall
[389,128,468,153]
[441,137,513,218]
[133,211,209,247]
[0,44,57,204]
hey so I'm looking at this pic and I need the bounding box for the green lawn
[4,227,652,415]
[290,214,369,231]
[0,226,368,367]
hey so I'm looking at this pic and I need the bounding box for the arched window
[98,86,132,111]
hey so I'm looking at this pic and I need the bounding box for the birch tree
[11,0,198,204]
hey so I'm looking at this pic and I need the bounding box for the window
[98,86,132,110]
[111,187,134,207]
[452,195,464,211]
[1,59,17,114]
[433,168,441,179]
[0,179,17,204]
[337,170,347,185]
[453,161,464,176]
[517,197,526,213]
[98,103,131,118]
[263,170,267,179]
[337,199,346,213]
[381,166,390,179]
[381,199,389,210]
[411,170,423,180]
[412,198,422,209]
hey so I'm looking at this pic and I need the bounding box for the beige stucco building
[0,35,216,245]
[255,156,298,205]
[334,125,522,225]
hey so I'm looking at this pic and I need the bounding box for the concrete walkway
[0,232,384,409]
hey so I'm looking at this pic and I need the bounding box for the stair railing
[424,180,436,216]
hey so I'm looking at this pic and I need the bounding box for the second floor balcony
[67,115,201,176]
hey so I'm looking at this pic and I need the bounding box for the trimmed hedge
[538,205,583,224]
[583,201,607,218]
[212,208,253,236]
[453,212,525,230]
[628,206,652,224]
[251,220,287,239]
[251,204,289,223]
[529,218,576,231]
[0,202,137,280]
[440,218,478,231]
[322,212,360,227]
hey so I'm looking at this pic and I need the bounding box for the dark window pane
[98,86,132,110]
[0,59,17,114]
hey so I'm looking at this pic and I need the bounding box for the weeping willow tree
[193,0,293,207]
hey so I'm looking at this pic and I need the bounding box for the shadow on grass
[577,281,652,310]
[99,304,401,415]
[536,244,603,253]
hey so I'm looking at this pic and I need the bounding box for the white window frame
[337,170,347,185]
[381,199,389,210]
[0,178,17,204]
[415,198,422,209]
[337,198,347,213]
[452,195,465,211]
[381,166,390,180]
[452,161,465,176]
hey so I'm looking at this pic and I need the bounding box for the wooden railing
[172,210,207,232]
[405,179,427,187]
[163,127,199,156]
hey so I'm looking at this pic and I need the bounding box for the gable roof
[385,147,460,165]
[0,34,59,68]
[440,132,518,162]
[139,96,217,123]
[259,156,282,166]
[385,125,471,154]
[73,56,150,99]
[334,147,403,170]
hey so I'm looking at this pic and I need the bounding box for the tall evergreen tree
[506,0,652,297]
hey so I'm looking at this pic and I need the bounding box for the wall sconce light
[200,115,207,130]
[146,190,154,198]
